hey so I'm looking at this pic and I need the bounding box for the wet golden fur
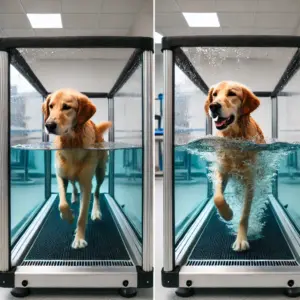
[42,88,111,249]
[204,81,265,252]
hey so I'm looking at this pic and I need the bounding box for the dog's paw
[91,209,102,221]
[232,238,250,252]
[72,237,88,249]
[71,193,78,204]
[214,196,233,221]
[59,204,74,224]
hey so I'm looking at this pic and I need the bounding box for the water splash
[179,137,298,239]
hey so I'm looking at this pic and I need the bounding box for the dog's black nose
[45,122,57,133]
[209,102,221,114]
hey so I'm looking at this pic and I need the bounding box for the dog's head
[42,89,96,136]
[204,81,260,131]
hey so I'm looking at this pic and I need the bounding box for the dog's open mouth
[214,115,235,130]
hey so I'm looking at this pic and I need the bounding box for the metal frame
[162,35,300,288]
[0,51,10,272]
[1,36,153,289]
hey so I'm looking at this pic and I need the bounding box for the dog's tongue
[215,118,227,127]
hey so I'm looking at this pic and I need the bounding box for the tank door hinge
[136,266,153,288]
[0,268,15,288]
[161,266,180,287]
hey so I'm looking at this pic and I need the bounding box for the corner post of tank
[142,50,153,272]
[206,103,213,198]
[271,96,279,199]
[42,97,51,200]
[163,49,175,272]
[108,97,115,198]
[0,50,10,272]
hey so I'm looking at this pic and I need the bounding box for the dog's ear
[77,93,96,125]
[204,87,214,115]
[241,86,260,115]
[42,94,51,122]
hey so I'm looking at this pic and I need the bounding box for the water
[175,136,300,241]
[10,143,143,245]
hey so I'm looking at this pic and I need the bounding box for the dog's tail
[96,121,112,136]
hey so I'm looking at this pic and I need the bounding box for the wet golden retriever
[42,88,111,249]
[204,81,265,251]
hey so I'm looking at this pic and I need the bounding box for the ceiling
[0,0,152,37]
[156,0,300,37]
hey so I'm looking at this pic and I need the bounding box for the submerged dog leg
[72,178,92,249]
[91,166,105,221]
[70,180,78,204]
[214,171,233,221]
[57,176,74,223]
[232,181,254,252]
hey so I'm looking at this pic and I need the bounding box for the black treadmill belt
[190,204,293,260]
[25,194,130,261]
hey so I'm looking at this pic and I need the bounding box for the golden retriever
[42,88,112,249]
[204,81,265,252]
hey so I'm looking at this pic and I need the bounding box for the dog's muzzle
[45,121,57,134]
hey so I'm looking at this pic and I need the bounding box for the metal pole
[163,50,174,272]
[42,102,51,200]
[0,51,10,271]
[108,97,115,197]
[142,51,153,272]
[272,96,279,199]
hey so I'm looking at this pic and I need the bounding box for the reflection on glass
[113,63,143,237]
[10,65,44,244]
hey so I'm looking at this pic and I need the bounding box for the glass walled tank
[162,36,300,297]
[0,36,153,295]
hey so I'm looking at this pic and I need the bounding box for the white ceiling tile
[218,13,255,27]
[177,0,218,12]
[156,13,187,27]
[102,0,145,13]
[0,0,24,13]
[62,0,103,13]
[216,0,259,12]
[189,27,223,35]
[99,13,135,28]
[254,13,300,28]
[62,13,99,29]
[221,27,256,35]
[21,0,62,13]
[3,29,35,37]
[34,29,66,36]
[0,14,31,29]
[156,0,179,13]
[252,28,295,35]
[258,0,300,13]
[141,0,153,13]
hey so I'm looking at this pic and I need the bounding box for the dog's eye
[212,92,217,97]
[228,91,236,97]
[62,104,71,110]
[49,104,53,109]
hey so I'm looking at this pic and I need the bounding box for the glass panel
[174,65,208,242]
[278,77,300,231]
[114,62,143,237]
[10,65,44,244]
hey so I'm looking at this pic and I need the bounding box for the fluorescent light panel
[183,13,220,27]
[155,32,163,44]
[27,14,63,29]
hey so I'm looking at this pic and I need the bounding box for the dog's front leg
[214,171,233,221]
[72,177,92,249]
[232,179,254,252]
[57,176,74,223]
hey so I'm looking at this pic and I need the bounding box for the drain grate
[187,259,299,267]
[21,260,134,267]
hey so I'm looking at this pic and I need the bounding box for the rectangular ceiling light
[155,32,163,44]
[183,13,220,27]
[27,14,63,29]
